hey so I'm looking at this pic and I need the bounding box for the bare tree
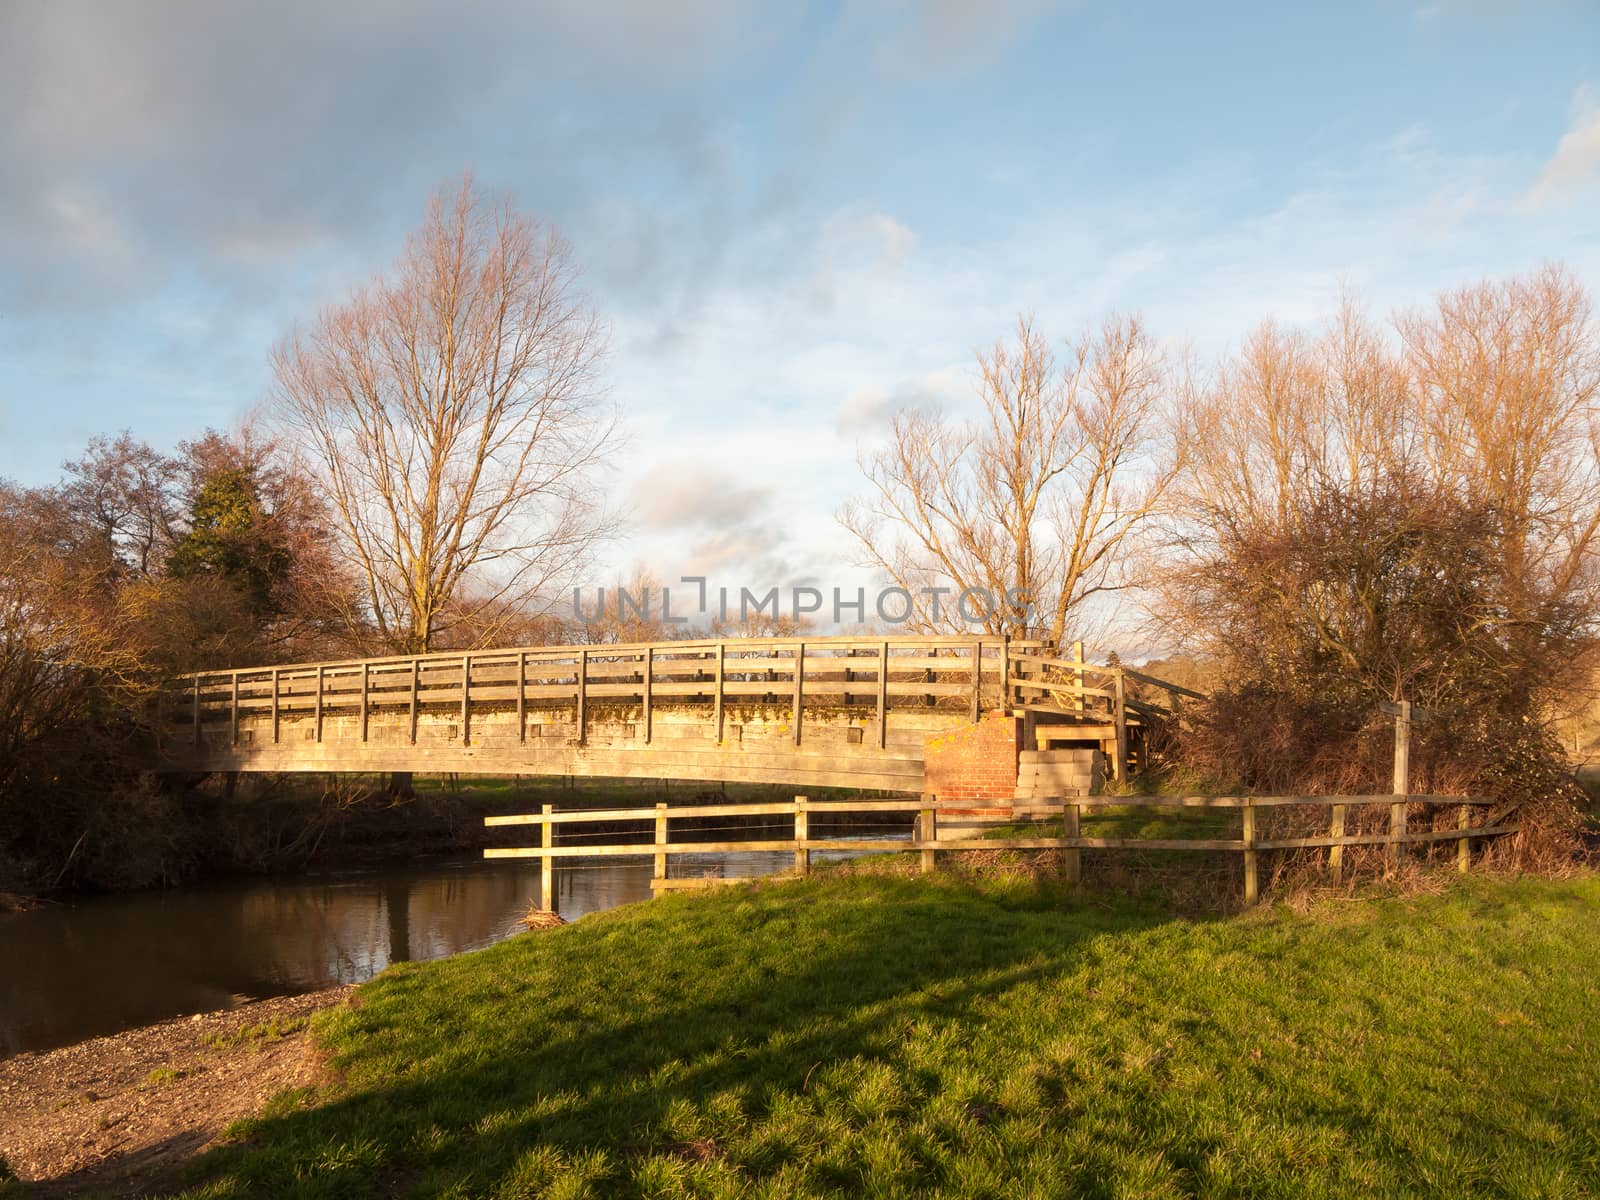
[840,314,1177,644]
[272,175,616,655]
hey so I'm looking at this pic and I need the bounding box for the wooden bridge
[158,635,1201,802]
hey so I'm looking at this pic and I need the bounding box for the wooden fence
[485,791,1517,907]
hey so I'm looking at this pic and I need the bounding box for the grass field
[164,867,1600,1199]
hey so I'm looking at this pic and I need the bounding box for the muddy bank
[0,987,352,1197]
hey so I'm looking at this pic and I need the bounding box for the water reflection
[0,840,901,1057]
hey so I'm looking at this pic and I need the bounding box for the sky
[2,0,1598,633]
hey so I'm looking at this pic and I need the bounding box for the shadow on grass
[164,872,1184,1197]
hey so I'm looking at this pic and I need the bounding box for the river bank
[0,986,353,1196]
[37,862,1592,1200]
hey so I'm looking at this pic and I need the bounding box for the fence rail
[486,792,1516,908]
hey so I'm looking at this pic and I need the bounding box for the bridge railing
[166,635,1044,751]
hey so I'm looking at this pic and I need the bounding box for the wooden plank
[460,655,471,746]
[314,664,324,743]
[486,798,932,826]
[488,838,914,860]
[1329,802,1346,883]
[360,661,370,743]
[654,801,668,880]
[230,672,240,746]
[1458,803,1471,873]
[271,668,280,744]
[1256,826,1516,850]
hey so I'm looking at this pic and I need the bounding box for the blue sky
[2,0,1597,612]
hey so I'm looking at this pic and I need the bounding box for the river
[0,842,898,1058]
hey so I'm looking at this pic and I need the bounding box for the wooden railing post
[576,649,588,747]
[1389,700,1411,872]
[920,796,937,873]
[460,654,471,746]
[1112,670,1129,783]
[542,803,555,911]
[270,668,281,744]
[654,801,669,881]
[1242,798,1258,904]
[360,661,370,743]
[1329,802,1346,884]
[970,640,982,722]
[792,641,805,746]
[314,664,324,743]
[230,672,240,746]
[1457,802,1471,873]
[876,640,889,748]
[517,650,527,744]
[714,642,726,743]
[643,646,654,744]
[192,675,201,747]
[408,659,419,745]
[1062,800,1081,884]
[794,796,809,876]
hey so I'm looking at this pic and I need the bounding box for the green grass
[204,1016,310,1053]
[169,870,1600,1199]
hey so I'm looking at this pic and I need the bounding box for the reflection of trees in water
[2,855,798,1056]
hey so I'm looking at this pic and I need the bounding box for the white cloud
[1529,85,1600,205]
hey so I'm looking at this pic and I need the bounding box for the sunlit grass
[171,871,1600,1198]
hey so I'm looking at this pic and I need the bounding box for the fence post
[460,655,471,746]
[314,665,324,743]
[920,795,937,873]
[542,803,555,912]
[1329,802,1346,884]
[1390,699,1411,872]
[1062,800,1081,884]
[192,675,201,747]
[1242,798,1258,904]
[1457,802,1471,873]
[360,662,370,743]
[654,801,669,882]
[230,672,240,746]
[794,796,809,876]
[271,668,281,744]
